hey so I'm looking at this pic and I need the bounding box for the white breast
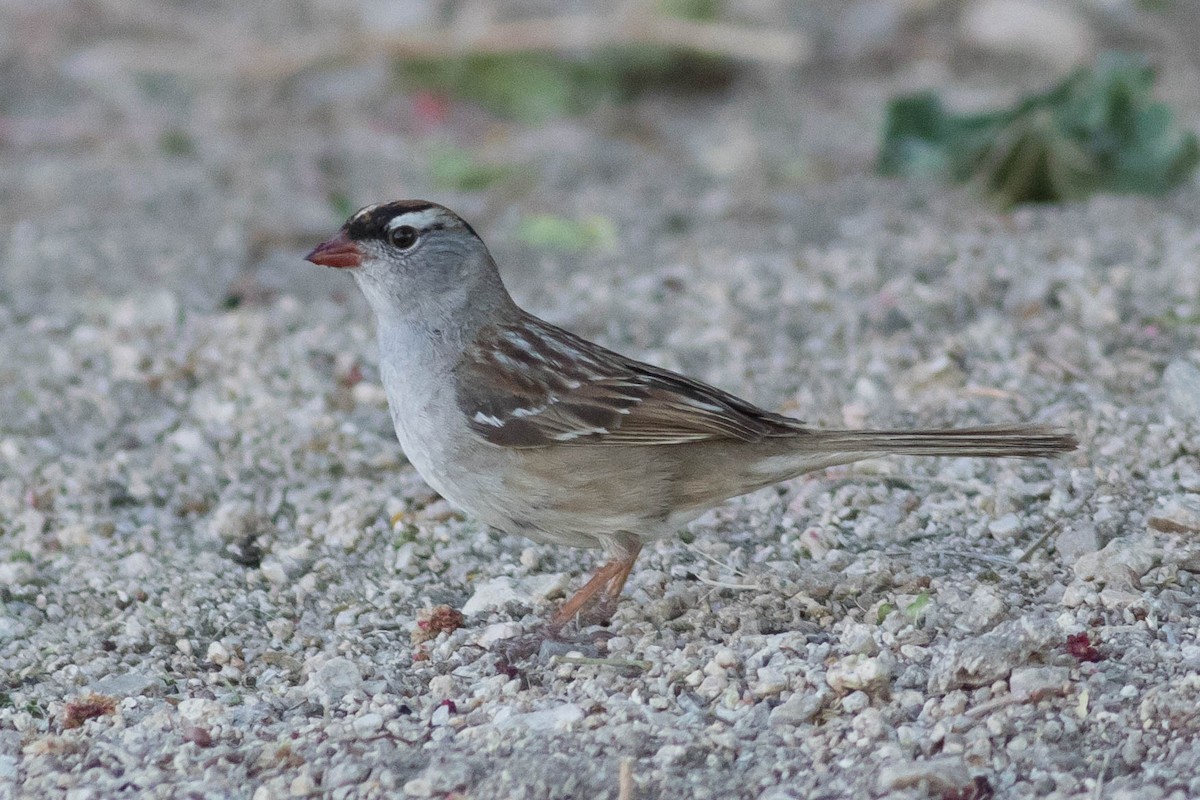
[374,322,515,530]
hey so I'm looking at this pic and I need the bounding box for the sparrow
[304,200,1076,636]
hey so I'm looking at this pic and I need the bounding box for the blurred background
[5,10,1200,795]
[1,0,1198,315]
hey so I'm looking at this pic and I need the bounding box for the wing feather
[456,316,803,448]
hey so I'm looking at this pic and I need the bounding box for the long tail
[797,424,1077,459]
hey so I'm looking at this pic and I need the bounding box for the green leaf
[396,47,735,123]
[878,52,1199,207]
[428,146,512,191]
[516,214,616,252]
[904,591,932,622]
[398,53,614,123]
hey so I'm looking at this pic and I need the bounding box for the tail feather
[797,424,1077,459]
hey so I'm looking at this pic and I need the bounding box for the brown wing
[455,315,804,448]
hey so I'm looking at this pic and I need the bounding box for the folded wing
[456,315,804,449]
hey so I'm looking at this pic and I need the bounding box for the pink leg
[548,543,643,632]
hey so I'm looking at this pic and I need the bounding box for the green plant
[878,53,1199,207]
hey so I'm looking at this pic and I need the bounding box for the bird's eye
[388,225,419,250]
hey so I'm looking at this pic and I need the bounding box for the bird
[304,200,1076,639]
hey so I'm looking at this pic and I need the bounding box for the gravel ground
[4,2,1200,799]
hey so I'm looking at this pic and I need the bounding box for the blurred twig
[76,7,809,81]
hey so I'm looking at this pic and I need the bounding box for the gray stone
[91,672,158,697]
[1056,524,1101,564]
[959,586,1005,633]
[1009,666,1070,701]
[461,574,567,616]
[352,712,383,736]
[1147,495,1200,534]
[878,757,972,792]
[826,654,891,693]
[962,0,1094,66]
[493,703,584,732]
[769,693,825,727]
[462,577,522,615]
[305,657,362,701]
[327,761,370,788]
[988,513,1022,541]
[1163,360,1200,421]
[928,616,1059,692]
[1073,536,1159,589]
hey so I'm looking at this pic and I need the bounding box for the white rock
[168,427,211,457]
[0,561,34,586]
[462,574,567,615]
[1163,360,1200,421]
[1055,525,1101,564]
[403,777,434,797]
[697,673,728,698]
[430,703,452,727]
[988,513,1021,541]
[1099,588,1144,609]
[1147,494,1200,534]
[206,642,230,665]
[961,0,1094,69]
[927,615,1059,692]
[878,756,971,791]
[896,355,965,400]
[713,648,740,669]
[91,672,157,697]
[16,509,46,539]
[525,572,569,599]
[305,657,362,700]
[428,674,455,698]
[259,560,288,586]
[959,585,1006,633]
[752,668,789,698]
[0,617,27,642]
[769,693,825,727]
[177,698,224,724]
[654,744,688,766]
[351,381,389,407]
[352,712,383,736]
[841,690,870,714]
[493,703,584,732]
[260,544,313,585]
[1060,581,1094,608]
[111,290,179,330]
[1009,666,1070,701]
[208,500,267,542]
[117,552,154,579]
[826,654,891,693]
[840,623,879,656]
[1073,536,1158,589]
[266,619,295,642]
[462,577,522,615]
[474,622,521,647]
